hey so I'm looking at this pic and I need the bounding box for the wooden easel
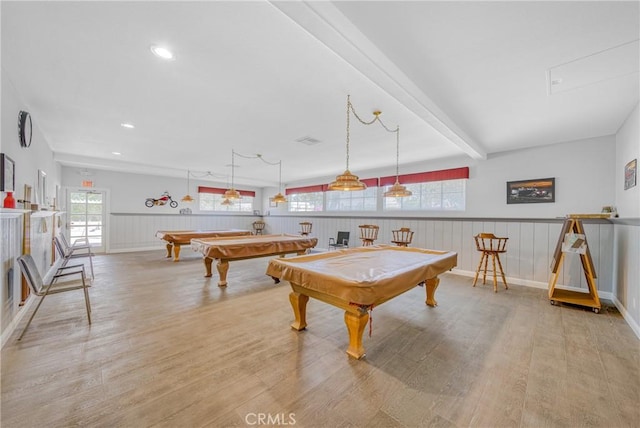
[548,215,601,313]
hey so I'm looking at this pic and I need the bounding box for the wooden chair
[359,224,379,246]
[328,231,350,250]
[391,228,414,247]
[299,222,312,236]
[252,220,266,235]
[473,233,509,292]
[16,254,91,340]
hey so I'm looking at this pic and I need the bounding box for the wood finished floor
[1,249,638,427]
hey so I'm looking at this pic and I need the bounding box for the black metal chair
[328,231,350,250]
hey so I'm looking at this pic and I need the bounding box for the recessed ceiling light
[121,123,135,129]
[150,45,175,60]
[112,152,122,156]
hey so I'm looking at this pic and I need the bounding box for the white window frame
[199,193,254,212]
[325,187,378,211]
[287,192,324,212]
[383,179,466,211]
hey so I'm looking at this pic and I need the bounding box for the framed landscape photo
[1,153,15,192]
[507,177,555,204]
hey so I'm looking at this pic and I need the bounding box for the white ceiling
[2,1,638,188]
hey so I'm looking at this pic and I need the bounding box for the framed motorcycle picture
[507,177,555,204]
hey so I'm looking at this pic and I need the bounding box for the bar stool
[252,220,266,235]
[473,233,508,292]
[299,222,312,236]
[391,228,414,247]
[359,224,379,246]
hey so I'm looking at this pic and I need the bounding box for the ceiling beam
[270,0,487,160]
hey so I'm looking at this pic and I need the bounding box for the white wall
[1,72,59,207]
[615,103,639,218]
[612,102,640,336]
[277,135,617,218]
[60,168,263,214]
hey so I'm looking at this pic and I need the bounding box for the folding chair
[54,235,95,278]
[59,233,91,252]
[17,254,91,340]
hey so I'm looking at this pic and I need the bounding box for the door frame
[63,187,110,253]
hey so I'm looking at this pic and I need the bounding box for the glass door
[67,190,105,252]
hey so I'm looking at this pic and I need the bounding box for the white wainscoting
[1,211,24,339]
[612,220,640,338]
[1,210,56,346]
[30,211,55,277]
[262,216,615,294]
[109,213,264,252]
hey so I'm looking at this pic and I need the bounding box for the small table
[266,245,457,359]
[155,229,251,261]
[191,234,318,285]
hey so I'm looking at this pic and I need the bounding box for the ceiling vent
[295,136,322,146]
[548,39,639,95]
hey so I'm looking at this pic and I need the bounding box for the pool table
[155,229,252,261]
[191,234,318,285]
[266,245,457,359]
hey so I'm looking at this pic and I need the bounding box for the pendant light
[271,160,287,204]
[327,95,367,191]
[383,126,412,198]
[223,150,241,200]
[181,170,194,203]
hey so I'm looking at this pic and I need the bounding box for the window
[198,186,254,212]
[288,192,324,212]
[326,187,377,211]
[285,168,467,213]
[383,179,466,211]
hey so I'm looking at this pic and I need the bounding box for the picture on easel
[562,233,586,254]
[548,216,600,313]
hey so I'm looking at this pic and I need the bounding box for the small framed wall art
[624,159,637,190]
[507,177,555,204]
[1,153,15,192]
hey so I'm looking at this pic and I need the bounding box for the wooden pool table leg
[173,245,181,262]
[216,259,229,287]
[344,310,369,359]
[289,292,309,331]
[204,257,213,277]
[165,243,173,258]
[425,277,440,307]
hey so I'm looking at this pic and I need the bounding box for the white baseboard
[108,245,164,254]
[450,269,614,301]
[611,295,640,340]
[1,296,35,349]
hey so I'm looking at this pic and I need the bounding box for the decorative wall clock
[18,110,32,148]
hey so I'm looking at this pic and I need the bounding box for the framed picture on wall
[37,170,47,207]
[507,177,555,204]
[1,153,15,192]
[625,159,637,190]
